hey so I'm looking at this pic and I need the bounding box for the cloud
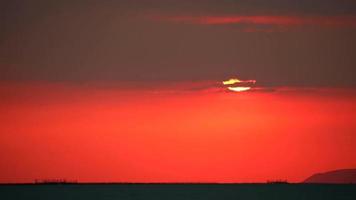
[151,15,356,32]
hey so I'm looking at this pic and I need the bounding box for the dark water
[1,184,356,200]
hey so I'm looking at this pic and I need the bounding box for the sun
[227,86,251,92]
[222,78,256,92]
[222,78,242,85]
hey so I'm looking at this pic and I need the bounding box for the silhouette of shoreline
[304,169,356,184]
[1,169,356,185]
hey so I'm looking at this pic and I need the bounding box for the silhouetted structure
[34,179,77,184]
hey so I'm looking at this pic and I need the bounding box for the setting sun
[227,86,251,92]
[222,78,256,92]
[223,78,243,85]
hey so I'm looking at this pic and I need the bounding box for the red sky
[154,15,356,27]
[152,14,356,33]
[1,82,355,183]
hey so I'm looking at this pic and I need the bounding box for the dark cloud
[1,0,356,86]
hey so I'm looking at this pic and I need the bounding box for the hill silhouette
[304,169,356,184]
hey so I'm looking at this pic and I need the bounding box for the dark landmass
[304,169,356,184]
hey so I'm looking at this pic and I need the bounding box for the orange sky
[0,82,355,183]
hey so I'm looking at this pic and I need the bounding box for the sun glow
[227,86,251,92]
[222,78,242,85]
[223,78,256,85]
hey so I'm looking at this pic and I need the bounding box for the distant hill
[304,169,356,184]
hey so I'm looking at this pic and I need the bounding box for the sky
[0,0,356,183]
